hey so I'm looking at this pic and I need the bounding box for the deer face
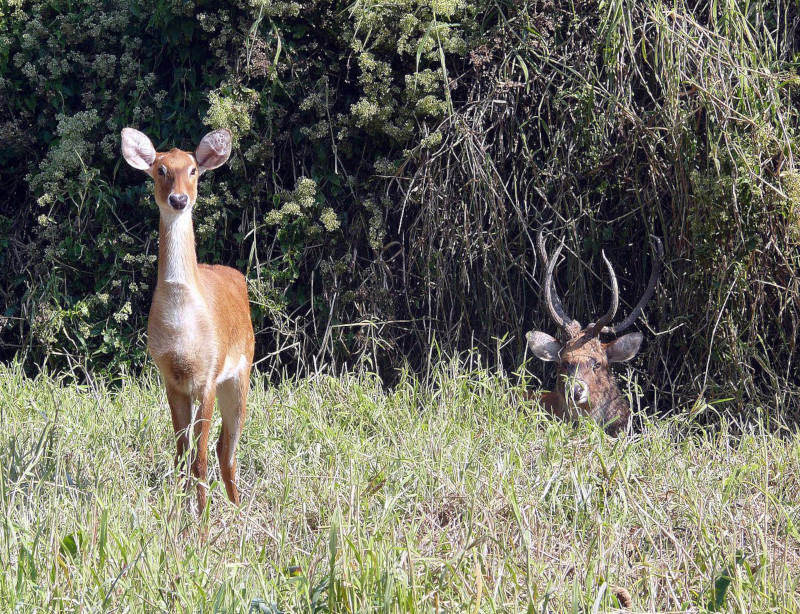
[121,127,232,216]
[528,231,663,433]
[527,328,643,430]
[150,149,200,213]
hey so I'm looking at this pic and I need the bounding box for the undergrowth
[0,361,797,612]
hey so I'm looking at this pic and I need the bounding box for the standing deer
[527,231,663,434]
[121,127,254,513]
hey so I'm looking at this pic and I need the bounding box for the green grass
[0,360,797,612]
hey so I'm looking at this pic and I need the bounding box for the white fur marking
[216,354,247,384]
[162,212,194,284]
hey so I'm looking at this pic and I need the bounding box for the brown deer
[527,231,663,434]
[121,127,255,513]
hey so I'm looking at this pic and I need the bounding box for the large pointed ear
[195,129,232,174]
[526,331,562,362]
[121,128,157,171]
[605,332,643,363]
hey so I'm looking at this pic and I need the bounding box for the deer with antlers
[121,127,254,513]
[527,231,663,434]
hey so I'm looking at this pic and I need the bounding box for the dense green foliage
[1,0,798,415]
[1,361,798,611]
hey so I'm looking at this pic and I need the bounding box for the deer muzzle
[168,193,189,211]
[567,379,589,405]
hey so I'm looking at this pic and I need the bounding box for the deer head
[121,127,232,215]
[527,231,663,433]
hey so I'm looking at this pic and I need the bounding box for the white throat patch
[162,212,195,285]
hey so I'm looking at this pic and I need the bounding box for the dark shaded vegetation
[1,0,798,417]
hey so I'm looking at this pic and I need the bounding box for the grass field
[0,360,798,612]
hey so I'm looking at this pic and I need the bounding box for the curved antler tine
[585,250,619,338]
[536,227,549,263]
[539,229,575,330]
[537,230,565,314]
[543,239,572,331]
[601,235,664,335]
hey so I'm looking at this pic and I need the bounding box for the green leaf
[59,530,86,560]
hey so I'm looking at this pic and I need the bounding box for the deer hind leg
[215,366,249,505]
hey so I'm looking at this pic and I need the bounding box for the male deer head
[527,231,663,433]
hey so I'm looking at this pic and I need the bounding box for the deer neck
[157,212,201,289]
[586,386,629,432]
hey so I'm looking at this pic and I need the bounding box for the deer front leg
[165,384,192,489]
[189,386,216,514]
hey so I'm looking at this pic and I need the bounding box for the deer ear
[121,128,156,171]
[195,129,232,174]
[605,333,643,363]
[526,331,562,362]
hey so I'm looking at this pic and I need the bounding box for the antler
[584,250,619,339]
[538,229,574,332]
[600,235,664,335]
[537,229,663,339]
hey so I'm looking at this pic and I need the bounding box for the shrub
[0,0,798,417]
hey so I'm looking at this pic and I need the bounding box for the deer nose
[569,382,588,405]
[168,194,189,210]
